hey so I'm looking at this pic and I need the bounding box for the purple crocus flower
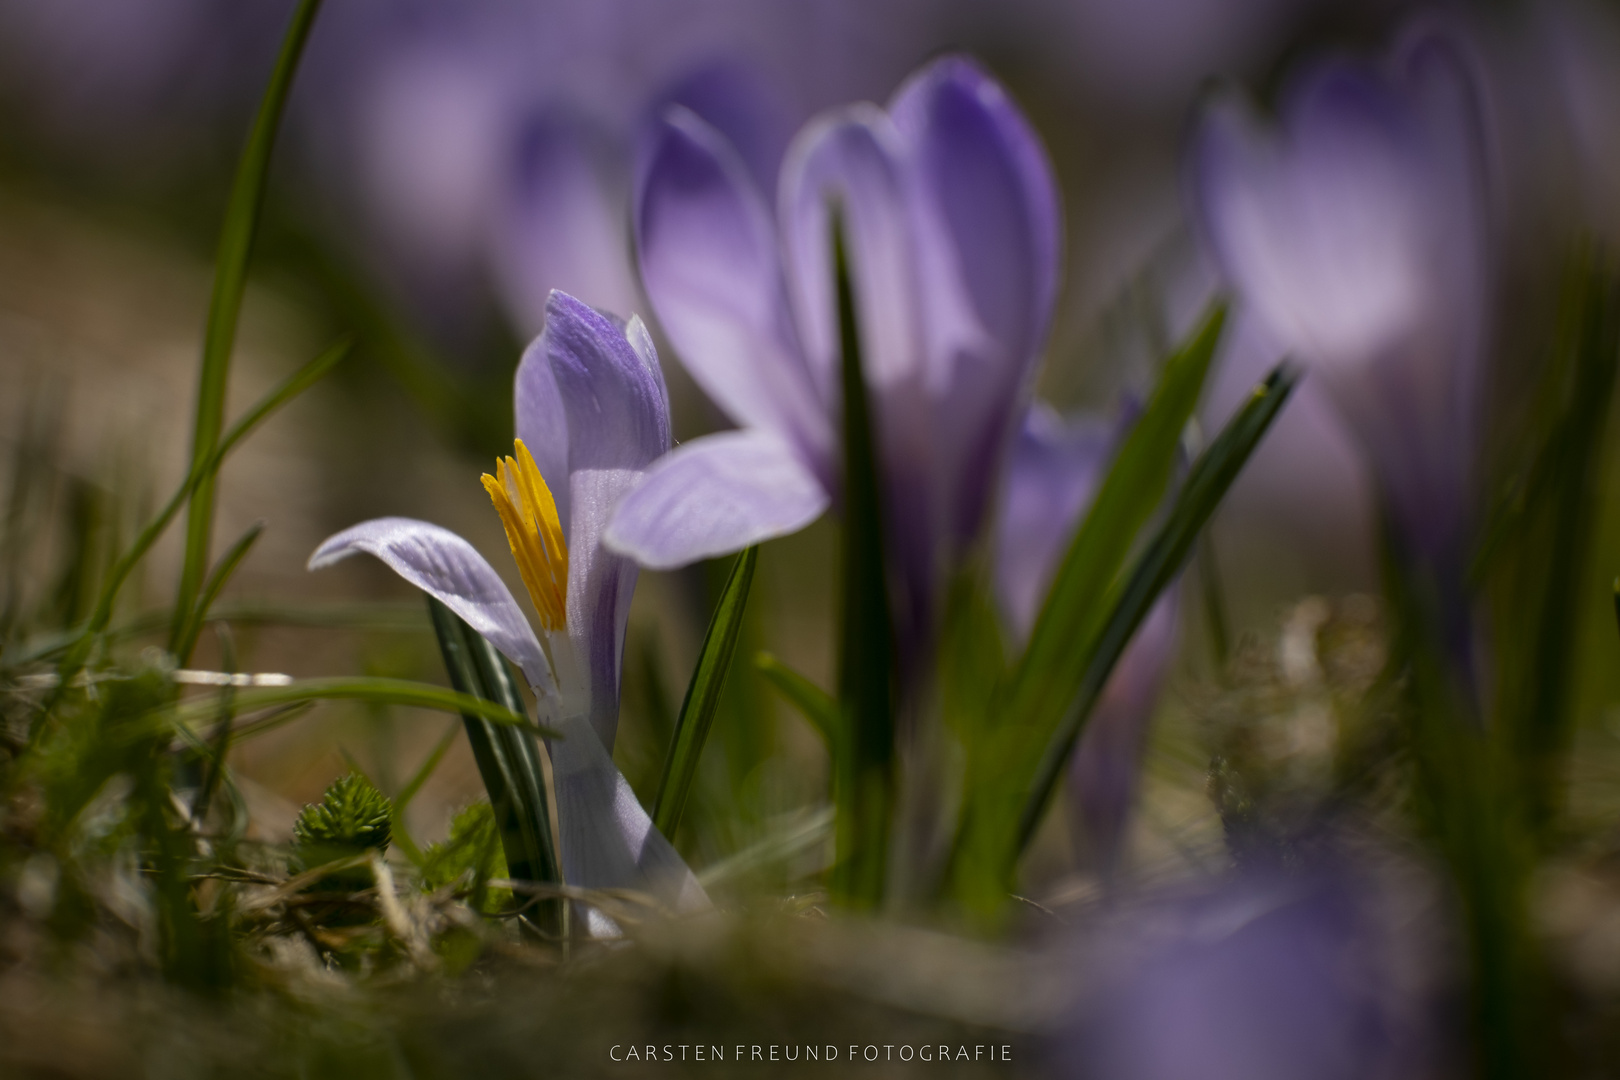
[993,404,1179,880]
[1060,868,1426,1080]
[607,55,1061,672]
[309,291,706,932]
[1188,23,1490,577]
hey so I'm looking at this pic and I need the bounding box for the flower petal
[308,517,553,696]
[992,405,1116,644]
[1069,592,1178,877]
[605,429,830,570]
[536,291,673,749]
[778,105,922,390]
[548,714,710,931]
[889,56,1063,550]
[494,110,640,341]
[635,108,832,463]
[889,55,1061,370]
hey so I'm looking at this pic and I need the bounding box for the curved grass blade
[173,521,264,665]
[1014,363,1298,854]
[427,597,564,938]
[388,720,462,865]
[165,676,547,736]
[76,337,351,654]
[830,214,896,910]
[652,547,758,839]
[173,0,326,661]
[755,652,838,749]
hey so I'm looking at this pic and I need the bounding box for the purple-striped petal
[889,55,1063,551]
[890,55,1061,371]
[605,429,830,570]
[993,405,1116,644]
[635,108,832,464]
[548,714,709,933]
[533,292,673,749]
[308,517,553,696]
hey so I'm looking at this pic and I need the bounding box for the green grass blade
[77,337,351,655]
[1002,304,1225,737]
[166,676,548,735]
[388,720,461,865]
[652,546,758,839]
[755,652,838,749]
[830,215,896,910]
[173,521,264,664]
[1014,363,1298,853]
[1494,250,1620,835]
[172,0,326,661]
[426,597,564,937]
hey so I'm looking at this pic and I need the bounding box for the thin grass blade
[652,546,758,839]
[755,652,838,749]
[172,0,326,660]
[173,521,265,664]
[830,214,896,910]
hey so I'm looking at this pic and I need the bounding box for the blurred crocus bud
[1188,24,1490,575]
[993,403,1179,878]
[1060,868,1428,1080]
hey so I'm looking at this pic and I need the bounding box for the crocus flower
[1060,867,1425,1080]
[993,403,1179,880]
[309,291,706,932]
[1188,23,1489,578]
[608,55,1060,673]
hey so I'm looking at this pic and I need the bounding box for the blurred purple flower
[309,292,706,931]
[993,404,1179,879]
[1061,869,1424,1080]
[609,55,1060,668]
[1188,23,1490,573]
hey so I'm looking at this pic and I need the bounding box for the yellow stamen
[481,439,568,631]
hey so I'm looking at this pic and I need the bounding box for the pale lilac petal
[548,714,709,931]
[308,517,552,695]
[889,55,1061,369]
[538,291,673,749]
[1189,28,1488,569]
[993,405,1116,643]
[513,330,573,539]
[605,429,830,570]
[778,106,923,391]
[635,108,832,464]
[889,56,1063,550]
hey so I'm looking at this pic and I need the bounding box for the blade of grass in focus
[165,676,548,737]
[59,337,350,688]
[388,720,462,865]
[171,0,326,663]
[173,521,264,666]
[653,546,758,841]
[427,598,564,938]
[830,214,897,911]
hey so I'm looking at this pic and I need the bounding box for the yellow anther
[481,439,568,631]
